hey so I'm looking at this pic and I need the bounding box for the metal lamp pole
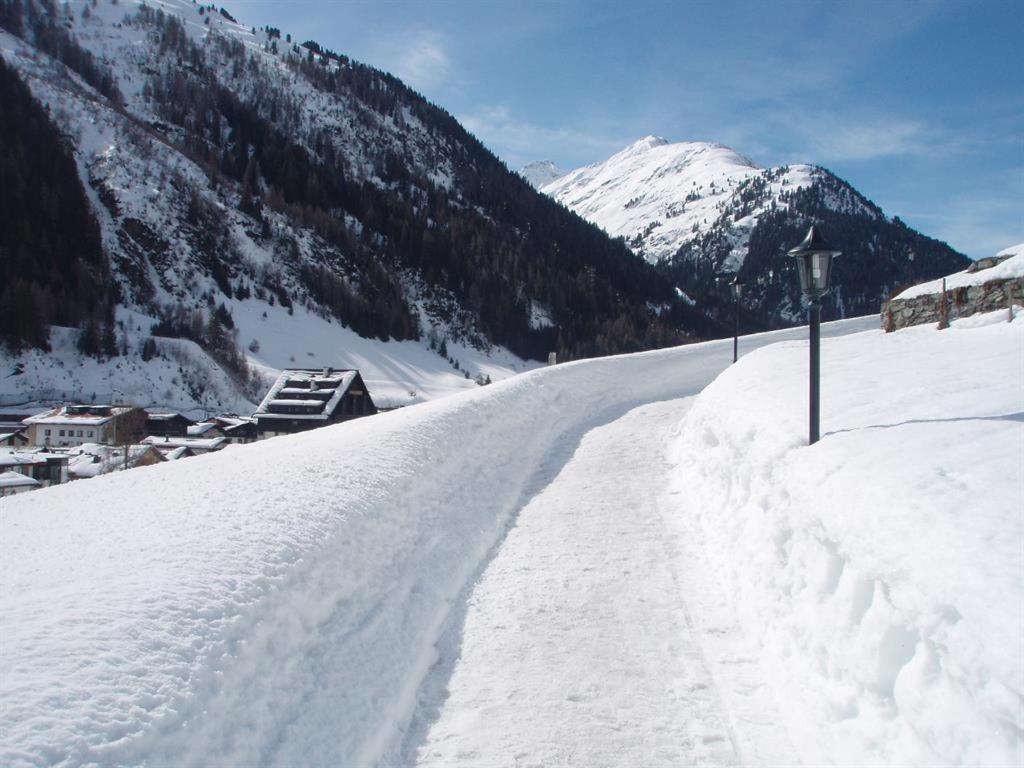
[731,276,744,364]
[788,226,841,445]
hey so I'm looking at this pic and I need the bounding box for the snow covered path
[407,398,748,766]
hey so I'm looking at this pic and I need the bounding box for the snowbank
[0,316,874,767]
[667,309,1023,765]
[894,242,1024,300]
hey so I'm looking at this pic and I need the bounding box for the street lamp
[788,226,841,444]
[729,276,744,363]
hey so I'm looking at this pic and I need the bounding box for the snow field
[667,308,1024,765]
[0,317,875,766]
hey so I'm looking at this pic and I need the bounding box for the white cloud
[371,31,451,95]
[458,105,630,170]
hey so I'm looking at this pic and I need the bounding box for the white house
[24,405,146,448]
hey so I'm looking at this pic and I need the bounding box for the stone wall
[881,274,1023,332]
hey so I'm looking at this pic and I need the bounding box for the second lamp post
[729,275,743,363]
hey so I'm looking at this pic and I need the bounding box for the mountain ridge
[527,136,969,327]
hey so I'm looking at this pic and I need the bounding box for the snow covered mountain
[0,0,699,413]
[519,159,567,189]
[540,136,765,265]
[535,136,969,327]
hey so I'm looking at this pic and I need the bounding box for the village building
[0,470,41,496]
[0,450,70,488]
[66,443,167,480]
[187,422,226,439]
[0,429,29,448]
[212,415,257,444]
[253,368,377,439]
[161,445,197,461]
[23,405,147,448]
[142,435,227,455]
[145,411,195,438]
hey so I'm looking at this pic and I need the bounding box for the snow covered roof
[0,471,40,489]
[0,430,28,442]
[24,405,136,426]
[146,411,193,423]
[66,444,166,478]
[188,422,222,437]
[142,436,227,451]
[254,369,359,421]
[0,450,69,467]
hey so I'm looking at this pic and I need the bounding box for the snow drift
[667,309,1023,765]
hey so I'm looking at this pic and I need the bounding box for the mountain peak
[625,135,670,153]
[519,160,567,189]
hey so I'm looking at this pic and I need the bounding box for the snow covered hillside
[0,315,878,767]
[0,303,537,416]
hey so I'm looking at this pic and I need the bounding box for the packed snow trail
[405,398,772,766]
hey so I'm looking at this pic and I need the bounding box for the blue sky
[226,0,1021,258]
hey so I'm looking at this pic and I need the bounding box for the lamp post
[730,276,744,363]
[788,226,841,445]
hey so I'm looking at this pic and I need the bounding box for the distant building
[67,443,167,480]
[187,422,226,439]
[0,450,69,488]
[24,405,146,448]
[212,415,257,444]
[145,411,195,438]
[253,368,377,439]
[0,470,40,496]
[0,429,29,448]
[142,435,227,455]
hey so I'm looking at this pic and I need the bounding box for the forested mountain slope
[0,0,705,404]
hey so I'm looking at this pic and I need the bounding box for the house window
[59,430,65,437]
[77,430,83,437]
[44,429,51,436]
[87,430,94,438]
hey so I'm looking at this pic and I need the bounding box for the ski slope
[3,311,1022,767]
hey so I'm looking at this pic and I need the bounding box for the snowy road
[403,398,782,766]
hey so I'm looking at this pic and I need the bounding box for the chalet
[253,368,377,439]
[0,450,69,488]
[145,411,195,438]
[24,405,147,448]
